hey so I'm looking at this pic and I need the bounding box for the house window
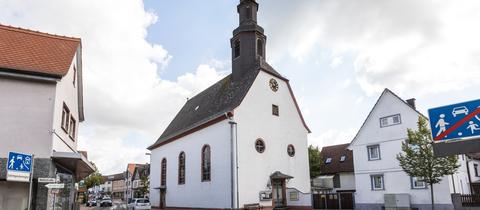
[61,103,70,133]
[257,39,264,57]
[272,104,279,116]
[73,65,77,86]
[367,145,381,161]
[161,158,167,186]
[201,145,211,182]
[475,164,479,177]
[287,144,295,157]
[340,155,346,162]
[234,40,240,58]
[371,174,384,190]
[178,152,185,185]
[411,177,427,189]
[333,174,341,188]
[255,139,265,153]
[380,114,402,127]
[69,116,76,141]
[325,157,332,164]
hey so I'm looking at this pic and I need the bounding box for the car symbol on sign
[452,106,469,117]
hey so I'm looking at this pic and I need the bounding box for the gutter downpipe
[227,112,238,210]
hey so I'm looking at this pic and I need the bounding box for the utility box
[384,194,411,210]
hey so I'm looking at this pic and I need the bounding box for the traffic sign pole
[27,154,34,210]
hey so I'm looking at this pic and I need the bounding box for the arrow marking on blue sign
[434,107,480,141]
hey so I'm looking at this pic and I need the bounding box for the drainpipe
[227,113,238,209]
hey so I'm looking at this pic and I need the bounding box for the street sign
[38,178,57,183]
[428,99,480,141]
[45,183,65,189]
[6,152,32,182]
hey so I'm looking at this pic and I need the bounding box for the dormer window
[340,155,346,162]
[234,40,240,58]
[325,157,332,164]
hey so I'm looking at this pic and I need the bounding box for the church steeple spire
[231,0,267,81]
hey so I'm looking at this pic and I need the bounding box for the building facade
[148,0,311,209]
[0,24,94,210]
[313,143,355,194]
[348,89,464,210]
[111,173,126,200]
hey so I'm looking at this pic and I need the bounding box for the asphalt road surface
[81,201,127,210]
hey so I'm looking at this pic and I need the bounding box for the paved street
[80,200,127,210]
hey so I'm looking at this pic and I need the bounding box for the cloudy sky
[1,0,480,174]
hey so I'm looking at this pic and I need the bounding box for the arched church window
[255,139,265,153]
[257,39,264,57]
[201,145,211,182]
[234,40,241,58]
[161,158,167,186]
[178,152,185,185]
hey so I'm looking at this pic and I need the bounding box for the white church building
[148,0,312,209]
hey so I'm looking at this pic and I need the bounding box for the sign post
[6,152,34,210]
[428,99,480,156]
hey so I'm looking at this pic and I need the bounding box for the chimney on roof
[406,98,416,109]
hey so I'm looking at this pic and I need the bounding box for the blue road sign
[7,152,32,173]
[428,99,480,141]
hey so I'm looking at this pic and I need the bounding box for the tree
[138,175,150,198]
[83,162,104,190]
[308,145,323,178]
[397,117,460,210]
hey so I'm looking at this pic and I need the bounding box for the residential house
[313,143,355,194]
[347,89,474,210]
[111,173,126,200]
[0,24,94,210]
[125,163,148,201]
[148,0,311,209]
[132,164,150,198]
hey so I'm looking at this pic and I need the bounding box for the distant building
[125,163,149,201]
[132,164,150,198]
[110,173,126,200]
[313,143,355,194]
[0,24,94,210]
[147,0,311,209]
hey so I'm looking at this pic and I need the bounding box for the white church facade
[148,0,312,209]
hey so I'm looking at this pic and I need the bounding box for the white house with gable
[148,0,311,209]
[348,89,480,210]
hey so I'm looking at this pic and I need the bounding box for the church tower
[231,0,267,80]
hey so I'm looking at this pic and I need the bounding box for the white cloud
[0,0,225,174]
[263,0,480,96]
[308,128,357,148]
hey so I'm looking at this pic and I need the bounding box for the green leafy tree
[138,175,150,197]
[397,117,460,210]
[83,162,104,190]
[308,145,323,178]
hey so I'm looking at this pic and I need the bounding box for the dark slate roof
[320,143,354,174]
[148,60,304,150]
[105,172,125,181]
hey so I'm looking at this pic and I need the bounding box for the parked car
[86,199,97,207]
[99,198,113,207]
[127,198,151,210]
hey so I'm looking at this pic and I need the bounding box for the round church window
[287,144,295,157]
[255,139,265,153]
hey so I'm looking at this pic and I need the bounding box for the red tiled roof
[320,143,354,174]
[0,24,80,77]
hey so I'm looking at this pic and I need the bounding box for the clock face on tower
[269,78,278,92]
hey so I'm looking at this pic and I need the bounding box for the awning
[270,171,294,180]
[315,175,335,179]
[52,151,95,180]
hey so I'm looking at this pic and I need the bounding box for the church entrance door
[272,179,286,208]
